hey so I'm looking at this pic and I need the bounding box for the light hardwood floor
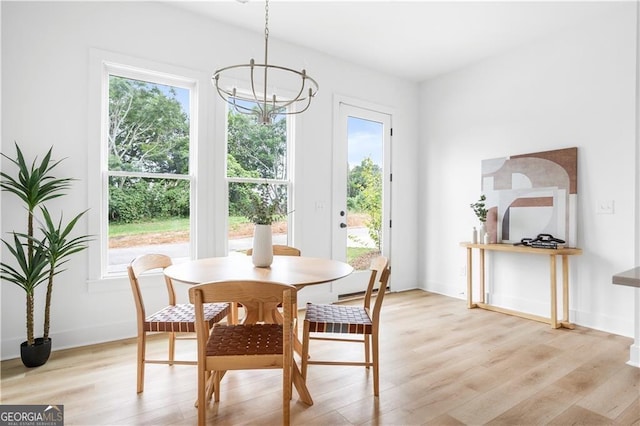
[1,290,639,425]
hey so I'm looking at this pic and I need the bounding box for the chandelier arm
[272,72,307,110]
[272,85,306,110]
[248,59,268,122]
[214,74,263,115]
[219,88,254,115]
[289,92,313,115]
[271,97,312,116]
[249,64,320,98]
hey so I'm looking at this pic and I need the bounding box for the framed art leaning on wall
[481,147,578,247]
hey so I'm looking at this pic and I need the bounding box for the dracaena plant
[1,234,50,346]
[38,206,91,340]
[0,143,90,347]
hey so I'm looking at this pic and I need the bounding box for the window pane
[105,72,192,275]
[228,182,288,255]
[226,99,287,180]
[107,176,191,273]
[108,75,190,174]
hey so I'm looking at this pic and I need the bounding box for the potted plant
[0,143,90,367]
[245,184,283,267]
[470,194,488,243]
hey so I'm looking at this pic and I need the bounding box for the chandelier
[212,0,319,125]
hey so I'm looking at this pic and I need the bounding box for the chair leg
[136,332,146,393]
[205,371,215,402]
[214,371,221,402]
[230,302,238,324]
[197,366,206,426]
[372,332,380,396]
[283,356,291,425]
[168,331,176,365]
[364,334,371,369]
[301,320,310,380]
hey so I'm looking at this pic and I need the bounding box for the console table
[460,243,583,329]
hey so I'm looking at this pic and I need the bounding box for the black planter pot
[20,337,52,368]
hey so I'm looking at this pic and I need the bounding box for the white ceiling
[168,1,624,82]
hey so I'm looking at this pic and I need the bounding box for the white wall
[0,2,419,360]
[419,3,638,337]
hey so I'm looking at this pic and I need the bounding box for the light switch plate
[596,200,615,214]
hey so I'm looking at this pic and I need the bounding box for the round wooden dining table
[164,255,354,289]
[164,255,353,406]
[165,254,353,326]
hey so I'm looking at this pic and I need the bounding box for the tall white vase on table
[252,224,273,267]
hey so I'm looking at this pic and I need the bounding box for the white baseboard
[1,320,135,361]
[627,342,640,368]
[421,281,634,339]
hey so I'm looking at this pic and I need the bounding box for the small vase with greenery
[470,194,488,224]
[470,194,488,243]
[245,184,283,267]
[0,143,90,367]
[245,184,283,226]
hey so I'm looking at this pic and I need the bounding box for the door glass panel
[347,117,383,270]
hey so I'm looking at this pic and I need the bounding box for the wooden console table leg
[479,248,485,304]
[561,254,574,329]
[466,247,474,308]
[550,255,559,328]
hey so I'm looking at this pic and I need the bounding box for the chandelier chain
[264,0,269,40]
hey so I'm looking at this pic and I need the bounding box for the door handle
[339,223,347,228]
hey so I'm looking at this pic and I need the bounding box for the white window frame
[224,98,296,252]
[88,49,210,281]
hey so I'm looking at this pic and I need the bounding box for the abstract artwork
[481,147,577,247]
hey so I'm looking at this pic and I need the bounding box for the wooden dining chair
[127,254,231,393]
[301,256,390,396]
[189,280,298,426]
[245,244,301,256]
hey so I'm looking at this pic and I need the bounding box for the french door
[331,100,391,297]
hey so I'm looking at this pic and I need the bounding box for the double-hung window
[92,56,197,277]
[225,99,292,254]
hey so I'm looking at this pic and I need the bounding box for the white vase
[252,224,273,267]
[478,223,486,244]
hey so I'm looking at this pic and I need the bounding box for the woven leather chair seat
[190,281,298,425]
[301,258,390,397]
[144,302,230,333]
[206,324,283,356]
[304,303,372,334]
